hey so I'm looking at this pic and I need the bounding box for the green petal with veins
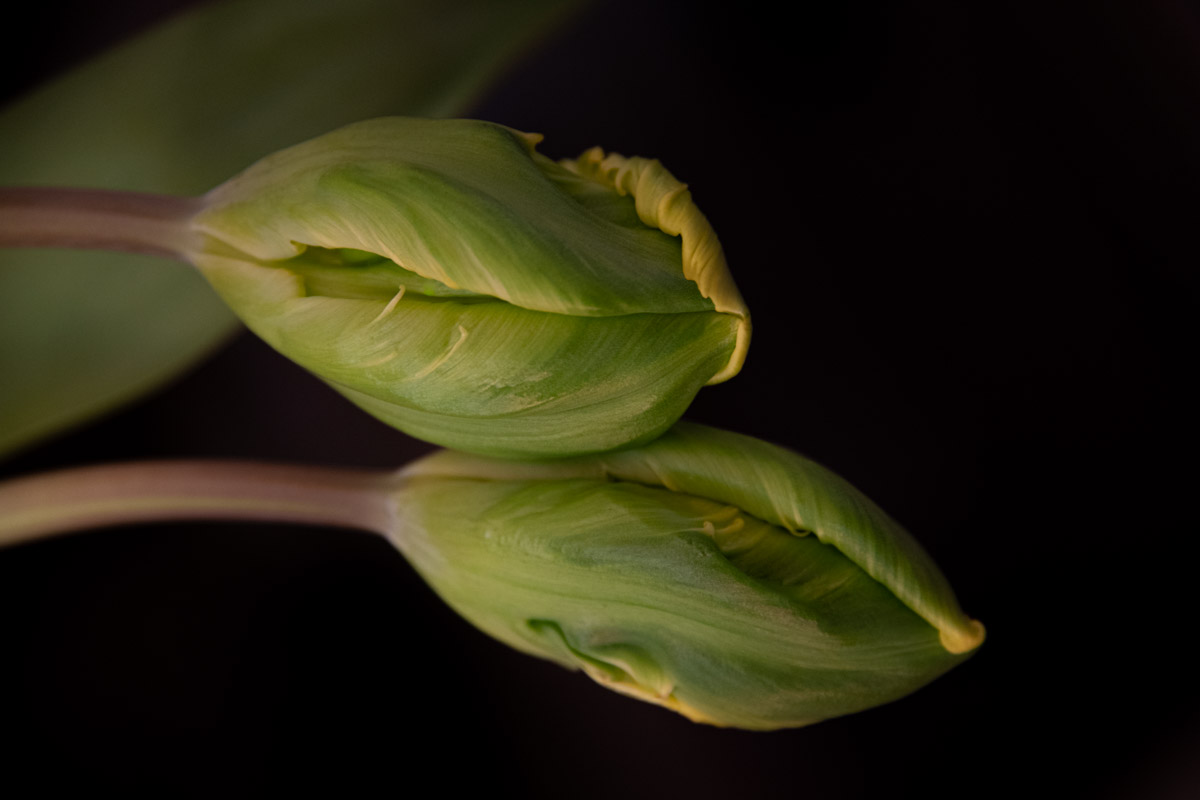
[390,422,984,729]
[189,118,750,458]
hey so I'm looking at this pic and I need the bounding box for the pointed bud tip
[941,619,986,654]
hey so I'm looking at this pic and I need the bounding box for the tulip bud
[186,117,750,458]
[389,422,984,730]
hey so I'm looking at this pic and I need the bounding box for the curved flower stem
[0,460,400,550]
[0,186,203,259]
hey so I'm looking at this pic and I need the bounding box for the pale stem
[0,460,400,550]
[0,186,204,259]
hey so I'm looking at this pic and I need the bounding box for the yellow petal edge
[940,619,987,655]
[563,147,751,384]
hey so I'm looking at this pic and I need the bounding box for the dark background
[0,1,1195,797]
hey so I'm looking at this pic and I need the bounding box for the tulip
[390,421,985,729]
[190,117,750,459]
[0,423,982,730]
[1,117,748,458]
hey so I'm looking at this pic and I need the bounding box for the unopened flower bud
[187,118,750,458]
[389,422,984,730]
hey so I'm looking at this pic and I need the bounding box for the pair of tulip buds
[1,117,983,729]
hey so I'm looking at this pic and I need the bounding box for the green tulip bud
[186,117,750,458]
[0,423,982,729]
[390,422,984,730]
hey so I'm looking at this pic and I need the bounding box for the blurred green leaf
[0,0,585,457]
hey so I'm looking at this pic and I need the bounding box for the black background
[0,1,1195,797]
